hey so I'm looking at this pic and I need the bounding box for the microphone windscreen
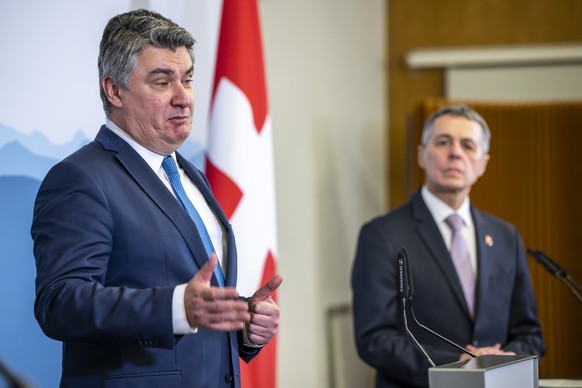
[398,249,409,298]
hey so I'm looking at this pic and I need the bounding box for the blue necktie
[161,156,224,287]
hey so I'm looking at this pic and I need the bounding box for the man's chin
[171,125,192,141]
[431,183,468,195]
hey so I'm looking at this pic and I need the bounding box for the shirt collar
[106,119,172,173]
[421,186,472,227]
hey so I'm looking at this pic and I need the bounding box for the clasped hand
[459,343,516,361]
[183,254,282,345]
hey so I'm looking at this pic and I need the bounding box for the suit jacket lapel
[95,126,215,281]
[471,208,494,321]
[411,192,473,319]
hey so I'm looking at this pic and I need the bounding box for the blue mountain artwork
[0,123,205,387]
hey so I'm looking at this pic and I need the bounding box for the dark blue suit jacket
[31,126,259,388]
[351,192,544,388]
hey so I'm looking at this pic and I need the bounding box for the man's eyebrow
[147,68,174,77]
[147,65,194,77]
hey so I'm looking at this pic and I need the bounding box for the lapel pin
[484,234,494,247]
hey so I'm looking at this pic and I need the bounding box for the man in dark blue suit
[351,104,544,388]
[31,9,281,388]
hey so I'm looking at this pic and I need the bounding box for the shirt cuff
[242,325,264,348]
[172,283,198,335]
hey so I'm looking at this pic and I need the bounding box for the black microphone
[526,249,566,277]
[527,248,582,303]
[400,247,477,359]
[398,248,436,367]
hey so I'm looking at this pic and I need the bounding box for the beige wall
[260,1,387,386]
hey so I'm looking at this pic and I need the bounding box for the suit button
[224,373,233,383]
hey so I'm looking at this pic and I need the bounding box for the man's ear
[102,77,123,109]
[417,144,426,170]
[477,153,490,177]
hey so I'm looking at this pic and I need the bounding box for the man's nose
[448,141,463,158]
[172,82,192,108]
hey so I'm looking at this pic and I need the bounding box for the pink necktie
[445,214,475,316]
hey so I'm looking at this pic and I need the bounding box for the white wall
[448,64,582,100]
[259,1,386,386]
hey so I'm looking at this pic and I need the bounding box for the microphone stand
[408,304,477,358]
[401,248,477,359]
[527,249,582,303]
[401,295,436,367]
[398,251,436,367]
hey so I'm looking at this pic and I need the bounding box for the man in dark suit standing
[351,104,544,388]
[31,9,281,388]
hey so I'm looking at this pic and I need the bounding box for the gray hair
[420,104,491,154]
[98,9,196,117]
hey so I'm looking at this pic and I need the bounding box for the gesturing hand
[184,254,250,331]
[245,275,283,346]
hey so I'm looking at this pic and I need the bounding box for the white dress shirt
[420,186,478,276]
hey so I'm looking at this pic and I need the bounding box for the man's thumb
[195,254,218,284]
[252,275,283,302]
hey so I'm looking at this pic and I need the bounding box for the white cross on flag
[205,0,278,387]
